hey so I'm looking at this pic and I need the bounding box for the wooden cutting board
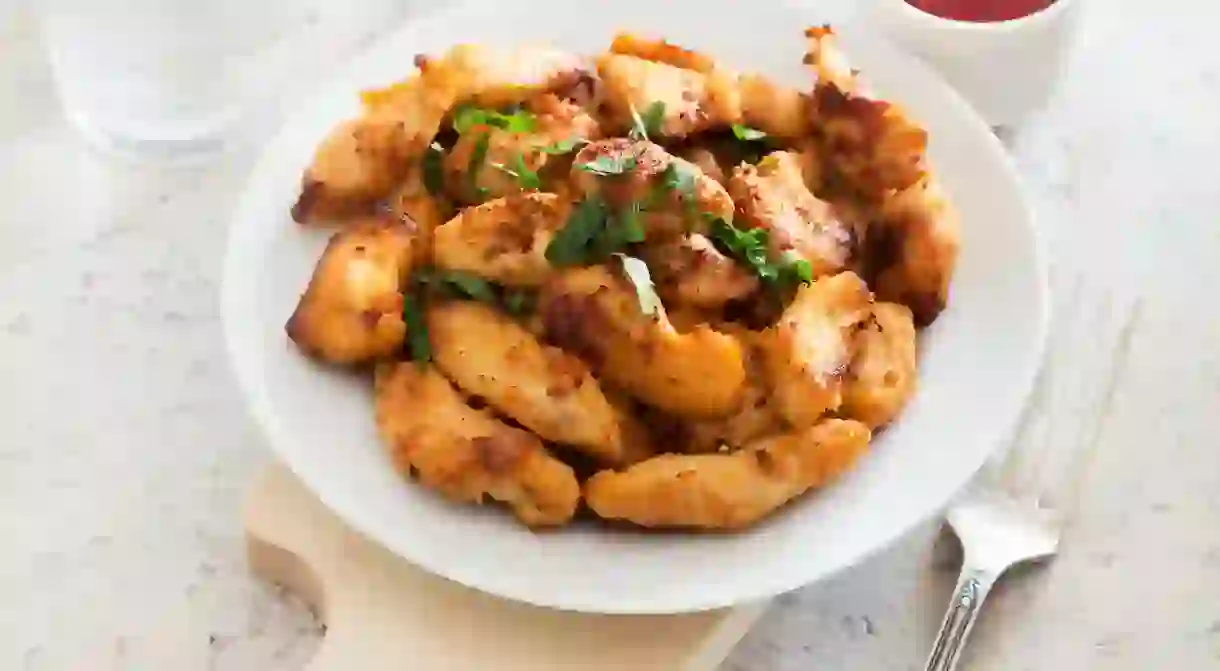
[245,464,770,670]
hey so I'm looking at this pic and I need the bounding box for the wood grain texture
[244,464,767,671]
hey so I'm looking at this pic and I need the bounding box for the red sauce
[906,0,1056,22]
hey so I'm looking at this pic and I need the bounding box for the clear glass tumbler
[38,0,411,163]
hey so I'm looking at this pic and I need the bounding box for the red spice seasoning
[906,0,1057,22]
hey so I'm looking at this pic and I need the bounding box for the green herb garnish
[539,137,585,155]
[420,269,499,303]
[492,153,542,191]
[402,293,431,363]
[731,124,768,141]
[545,198,611,266]
[578,154,637,176]
[545,197,651,266]
[452,105,537,135]
[422,141,445,195]
[614,254,661,317]
[708,218,813,289]
[629,101,666,141]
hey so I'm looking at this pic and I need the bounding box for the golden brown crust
[866,177,960,326]
[285,217,415,364]
[432,192,571,287]
[427,300,625,464]
[608,33,720,73]
[584,418,871,529]
[728,151,855,278]
[760,271,873,429]
[540,265,747,419]
[641,233,759,309]
[595,54,741,139]
[841,302,918,428]
[291,117,414,224]
[374,362,580,527]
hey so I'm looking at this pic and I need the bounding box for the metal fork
[923,281,1142,671]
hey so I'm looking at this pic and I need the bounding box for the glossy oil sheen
[906,0,1056,22]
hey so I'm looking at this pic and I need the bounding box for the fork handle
[924,566,998,671]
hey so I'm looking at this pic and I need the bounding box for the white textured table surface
[3,1,1219,669]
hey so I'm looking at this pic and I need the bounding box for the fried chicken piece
[595,53,741,139]
[729,151,856,278]
[285,217,415,364]
[585,418,870,529]
[432,192,571,287]
[290,116,416,224]
[814,84,929,201]
[443,95,602,204]
[424,43,591,110]
[737,73,813,142]
[374,362,580,527]
[570,138,734,237]
[608,33,719,73]
[427,300,624,464]
[842,302,918,428]
[760,271,873,430]
[641,233,759,309]
[541,265,746,419]
[865,176,960,326]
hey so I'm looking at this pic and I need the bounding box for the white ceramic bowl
[223,0,1048,614]
[866,0,1082,126]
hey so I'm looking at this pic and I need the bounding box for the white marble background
[1,0,1218,669]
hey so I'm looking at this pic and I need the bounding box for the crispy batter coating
[761,271,873,429]
[595,53,741,139]
[570,138,734,236]
[427,300,624,464]
[729,151,855,278]
[541,265,746,419]
[803,25,857,93]
[428,43,590,110]
[285,217,415,364]
[291,116,415,224]
[641,233,759,309]
[386,163,450,264]
[609,33,720,73]
[867,177,960,326]
[738,73,813,141]
[585,418,871,529]
[842,302,918,428]
[374,362,580,527]
[815,84,929,201]
[433,192,571,287]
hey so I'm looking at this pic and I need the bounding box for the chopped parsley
[578,153,637,176]
[709,218,813,289]
[502,288,537,317]
[402,293,431,363]
[452,105,537,135]
[731,124,768,141]
[491,153,542,191]
[539,137,585,155]
[419,269,499,303]
[467,133,491,197]
[629,101,666,141]
[614,254,661,318]
[545,197,649,266]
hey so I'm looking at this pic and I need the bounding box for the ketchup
[906,0,1056,22]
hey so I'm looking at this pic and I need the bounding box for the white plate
[223,0,1048,614]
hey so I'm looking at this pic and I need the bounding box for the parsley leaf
[546,198,652,266]
[731,124,768,141]
[452,105,537,135]
[422,142,445,196]
[545,198,612,266]
[578,154,637,176]
[615,254,661,318]
[419,269,499,303]
[402,293,431,363]
[709,219,815,288]
[629,101,666,141]
[491,153,542,191]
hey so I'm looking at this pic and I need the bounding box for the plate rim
[221,0,1050,614]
